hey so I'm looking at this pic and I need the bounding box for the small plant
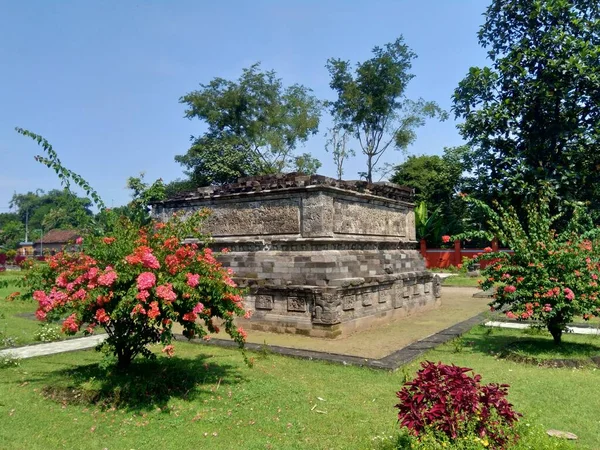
[34,324,62,342]
[395,361,521,449]
[5,249,17,263]
[258,340,272,360]
[452,337,465,353]
[1,335,18,348]
[0,326,18,348]
[0,353,20,368]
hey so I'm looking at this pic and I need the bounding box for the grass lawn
[0,325,597,449]
[0,273,90,348]
[0,272,42,347]
[442,274,483,287]
[475,325,600,362]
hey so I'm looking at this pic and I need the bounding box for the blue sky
[0,0,489,211]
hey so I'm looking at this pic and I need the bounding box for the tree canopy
[176,63,322,186]
[10,189,93,230]
[0,189,93,250]
[326,37,447,183]
[392,146,469,239]
[453,0,600,211]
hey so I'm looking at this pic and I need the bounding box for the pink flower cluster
[137,272,156,290]
[564,288,575,301]
[126,246,160,269]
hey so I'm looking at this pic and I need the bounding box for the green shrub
[456,193,600,344]
[33,324,62,342]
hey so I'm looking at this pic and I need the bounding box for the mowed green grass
[1,325,597,449]
[442,274,483,287]
[0,277,597,449]
[0,272,41,347]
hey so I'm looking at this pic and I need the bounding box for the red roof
[34,229,80,244]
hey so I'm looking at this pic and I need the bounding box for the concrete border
[181,312,486,371]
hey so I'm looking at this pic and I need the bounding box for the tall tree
[0,220,25,250]
[453,0,600,210]
[9,189,93,232]
[326,37,447,183]
[392,146,469,238]
[177,63,321,185]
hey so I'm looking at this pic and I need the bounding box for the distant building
[33,229,80,255]
[18,241,34,256]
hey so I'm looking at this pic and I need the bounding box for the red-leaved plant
[395,362,521,449]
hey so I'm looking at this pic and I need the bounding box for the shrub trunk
[547,318,563,345]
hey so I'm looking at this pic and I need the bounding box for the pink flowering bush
[458,194,600,344]
[20,211,248,367]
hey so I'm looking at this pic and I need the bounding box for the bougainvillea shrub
[395,361,521,449]
[462,196,600,344]
[20,211,249,367]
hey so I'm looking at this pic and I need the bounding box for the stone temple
[152,174,441,338]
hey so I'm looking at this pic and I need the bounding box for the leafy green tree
[292,153,322,175]
[0,220,25,250]
[453,0,600,211]
[163,178,197,199]
[9,189,93,232]
[0,213,20,229]
[177,63,321,185]
[326,37,447,183]
[461,191,600,344]
[392,147,469,238]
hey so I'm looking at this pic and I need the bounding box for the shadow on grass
[465,326,600,364]
[40,354,244,411]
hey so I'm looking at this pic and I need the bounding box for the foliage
[177,63,321,185]
[414,201,443,243]
[395,361,521,449]
[15,129,249,368]
[460,193,600,344]
[120,173,166,226]
[292,153,322,175]
[33,323,62,342]
[0,326,18,348]
[1,187,94,250]
[453,1,600,212]
[392,146,469,239]
[395,422,573,450]
[18,211,249,368]
[16,128,104,208]
[163,178,198,199]
[0,353,20,369]
[326,37,447,183]
[325,126,355,180]
[0,213,24,251]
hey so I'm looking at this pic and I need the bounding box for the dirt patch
[176,286,487,359]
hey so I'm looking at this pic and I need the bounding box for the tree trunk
[548,321,563,345]
[116,348,133,369]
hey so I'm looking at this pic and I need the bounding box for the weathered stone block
[255,295,274,310]
[287,296,307,312]
[151,174,439,337]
